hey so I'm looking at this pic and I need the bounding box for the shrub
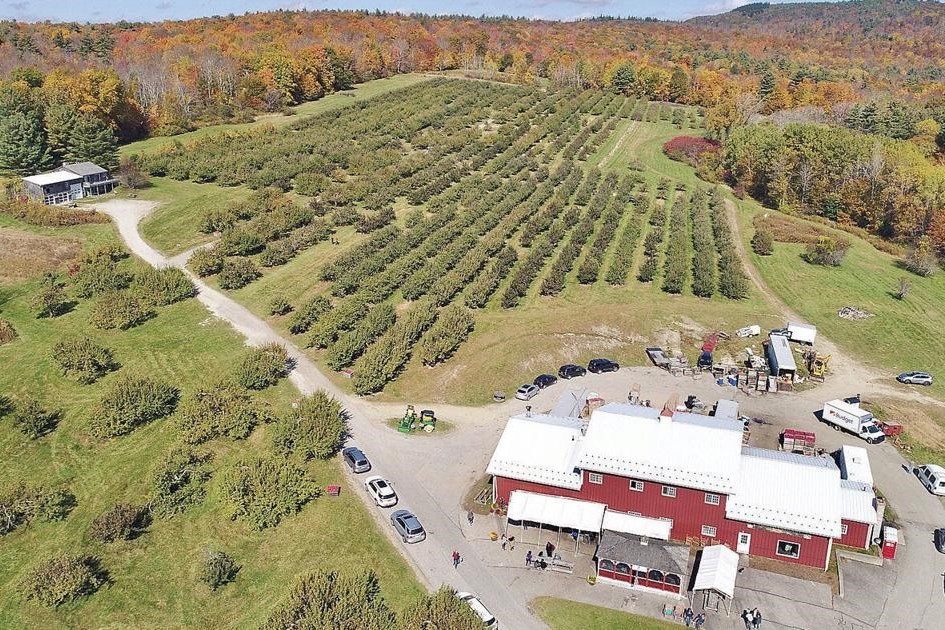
[325,304,396,370]
[133,267,196,306]
[416,305,474,366]
[893,276,913,300]
[117,155,149,189]
[150,446,212,517]
[217,258,260,290]
[0,199,108,226]
[220,455,319,530]
[269,297,293,316]
[89,291,154,330]
[71,247,132,298]
[198,550,240,591]
[272,391,347,460]
[288,295,331,334]
[88,375,179,438]
[189,247,223,277]
[352,302,437,394]
[19,554,108,608]
[804,236,851,266]
[88,504,149,543]
[52,337,117,384]
[234,343,289,390]
[903,235,937,277]
[0,483,75,535]
[401,586,486,630]
[31,272,70,319]
[262,570,395,630]
[305,298,367,348]
[10,396,61,439]
[751,228,774,256]
[0,318,16,345]
[218,226,265,256]
[176,381,267,444]
[259,240,294,267]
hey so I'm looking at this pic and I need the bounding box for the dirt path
[724,198,943,408]
[93,198,546,630]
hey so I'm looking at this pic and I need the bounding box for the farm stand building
[487,403,877,573]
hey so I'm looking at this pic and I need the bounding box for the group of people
[681,607,705,628]
[741,607,763,629]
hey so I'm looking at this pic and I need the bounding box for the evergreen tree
[669,66,689,102]
[0,111,51,174]
[45,105,79,164]
[758,70,776,99]
[65,114,118,169]
[611,63,636,95]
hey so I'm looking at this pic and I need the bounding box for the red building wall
[838,519,872,549]
[496,472,832,570]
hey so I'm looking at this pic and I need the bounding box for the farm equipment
[399,405,418,433]
[419,409,437,433]
[880,420,903,438]
[805,351,831,382]
[780,428,816,456]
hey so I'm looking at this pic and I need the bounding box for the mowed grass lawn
[532,597,679,630]
[0,221,421,627]
[739,205,945,399]
[121,74,433,157]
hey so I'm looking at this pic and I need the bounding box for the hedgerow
[288,295,331,334]
[217,258,260,290]
[416,305,475,366]
[352,302,437,394]
[325,304,396,370]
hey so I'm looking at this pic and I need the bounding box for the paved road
[96,200,545,630]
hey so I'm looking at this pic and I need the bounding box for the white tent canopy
[507,490,606,533]
[601,510,671,540]
[693,545,739,599]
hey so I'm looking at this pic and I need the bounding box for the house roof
[839,479,877,524]
[486,414,584,490]
[22,171,83,186]
[577,403,745,494]
[726,448,842,538]
[61,161,107,176]
[838,445,874,486]
[767,334,797,372]
[550,388,590,419]
[692,545,740,598]
[597,530,691,576]
[506,490,605,532]
[602,510,672,540]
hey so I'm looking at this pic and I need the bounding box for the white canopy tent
[505,490,606,554]
[691,545,740,615]
[601,510,672,540]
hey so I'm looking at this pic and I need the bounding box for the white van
[916,465,945,496]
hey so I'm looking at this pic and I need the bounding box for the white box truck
[786,322,817,345]
[821,399,885,444]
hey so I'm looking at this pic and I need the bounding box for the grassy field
[531,597,679,630]
[121,74,433,157]
[0,219,422,627]
[135,178,251,255]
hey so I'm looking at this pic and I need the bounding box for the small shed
[838,445,873,486]
[766,333,796,378]
[712,399,739,423]
[22,171,84,205]
[691,544,739,614]
[595,530,692,596]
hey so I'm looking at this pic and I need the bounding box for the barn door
[736,532,751,554]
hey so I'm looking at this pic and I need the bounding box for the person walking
[545,541,555,557]
[683,607,694,627]
[741,609,753,630]
[452,550,461,569]
[525,550,532,567]
[694,613,705,629]
[753,608,762,629]
[467,511,474,526]
[501,534,508,551]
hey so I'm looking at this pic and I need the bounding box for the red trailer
[880,421,903,438]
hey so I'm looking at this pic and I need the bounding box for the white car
[364,475,398,507]
[456,592,498,628]
[514,383,539,401]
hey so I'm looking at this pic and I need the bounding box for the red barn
[487,403,877,572]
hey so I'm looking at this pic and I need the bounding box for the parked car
[558,364,586,379]
[587,358,619,373]
[457,592,498,628]
[697,351,713,369]
[935,528,945,554]
[898,371,933,386]
[916,464,945,496]
[390,509,426,543]
[364,475,397,508]
[514,384,539,401]
[533,374,557,389]
[342,447,371,473]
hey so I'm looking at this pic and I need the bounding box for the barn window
[589,472,603,485]
[704,493,720,505]
[701,525,717,538]
[598,559,614,571]
[647,569,664,581]
[664,573,681,586]
[776,540,801,559]
[630,480,645,492]
[841,524,848,536]
[615,562,631,575]
[661,485,676,498]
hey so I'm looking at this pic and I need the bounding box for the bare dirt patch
[862,397,945,464]
[753,212,831,244]
[0,228,82,282]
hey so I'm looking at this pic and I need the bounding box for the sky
[0,0,829,24]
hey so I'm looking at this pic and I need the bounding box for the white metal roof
[839,480,877,524]
[486,414,584,490]
[824,399,873,421]
[713,399,739,422]
[838,445,874,486]
[726,448,842,538]
[578,403,745,494]
[550,388,590,419]
[767,334,797,371]
[22,170,83,186]
[506,490,606,532]
[601,510,672,540]
[692,545,739,598]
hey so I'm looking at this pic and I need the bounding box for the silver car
[342,447,371,473]
[391,509,426,543]
[514,384,539,401]
[898,371,933,386]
